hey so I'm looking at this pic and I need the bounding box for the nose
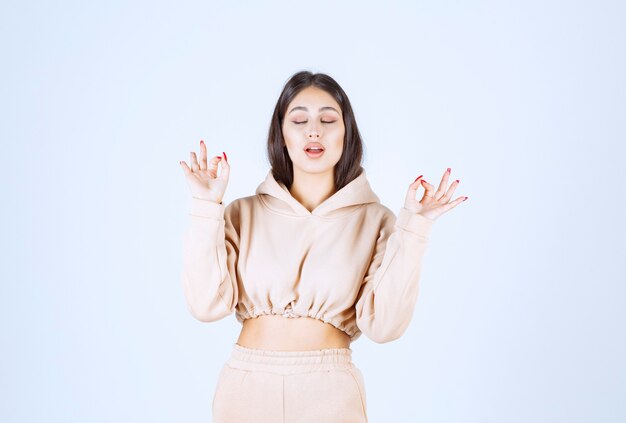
[307,129,320,139]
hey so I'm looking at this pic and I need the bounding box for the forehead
[287,86,341,113]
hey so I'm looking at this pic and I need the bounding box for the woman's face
[282,86,345,175]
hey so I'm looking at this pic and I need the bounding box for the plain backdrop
[1,0,624,422]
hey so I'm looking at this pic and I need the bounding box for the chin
[294,162,337,174]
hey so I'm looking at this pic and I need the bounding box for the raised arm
[182,198,240,322]
[355,168,468,343]
[179,140,238,322]
[354,207,435,343]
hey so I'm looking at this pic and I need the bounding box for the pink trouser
[212,343,368,422]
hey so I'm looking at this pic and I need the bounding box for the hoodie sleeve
[182,197,240,322]
[354,207,435,343]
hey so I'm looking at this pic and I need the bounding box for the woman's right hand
[179,140,230,203]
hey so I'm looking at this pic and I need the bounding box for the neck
[289,167,336,213]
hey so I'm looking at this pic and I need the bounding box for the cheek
[331,127,345,147]
[282,126,296,146]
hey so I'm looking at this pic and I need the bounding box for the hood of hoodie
[255,167,381,218]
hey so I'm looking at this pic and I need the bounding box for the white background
[1,0,624,422]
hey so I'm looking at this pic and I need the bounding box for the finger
[420,179,435,199]
[217,151,230,181]
[199,140,208,171]
[440,196,467,213]
[207,155,222,178]
[190,151,200,172]
[435,168,451,201]
[179,160,192,175]
[405,175,424,204]
[440,179,460,203]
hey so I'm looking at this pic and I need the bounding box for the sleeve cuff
[396,207,435,239]
[190,197,225,220]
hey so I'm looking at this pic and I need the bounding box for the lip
[303,142,325,152]
[305,149,325,158]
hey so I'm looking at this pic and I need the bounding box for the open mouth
[304,142,325,158]
[304,147,325,158]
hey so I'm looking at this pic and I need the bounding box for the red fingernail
[421,179,427,184]
[447,167,451,173]
[455,179,460,183]
[200,140,204,144]
[414,175,423,182]
[463,196,468,201]
[223,151,228,162]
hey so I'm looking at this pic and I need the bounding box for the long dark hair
[266,70,365,192]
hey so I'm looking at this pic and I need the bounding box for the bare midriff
[236,315,351,351]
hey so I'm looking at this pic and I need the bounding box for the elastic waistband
[226,343,355,375]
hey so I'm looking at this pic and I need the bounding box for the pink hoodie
[182,167,435,343]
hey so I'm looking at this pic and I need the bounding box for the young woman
[179,71,468,422]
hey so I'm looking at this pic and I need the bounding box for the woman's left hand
[404,168,468,221]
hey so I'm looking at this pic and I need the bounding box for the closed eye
[293,121,336,124]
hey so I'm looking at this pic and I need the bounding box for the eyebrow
[287,106,340,115]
